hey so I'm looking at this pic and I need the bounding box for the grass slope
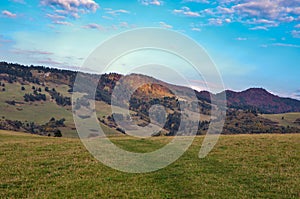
[0,82,122,137]
[262,112,300,128]
[0,130,299,198]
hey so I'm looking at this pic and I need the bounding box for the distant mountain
[217,88,300,114]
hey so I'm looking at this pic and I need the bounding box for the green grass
[0,82,123,138]
[0,82,73,124]
[0,130,299,198]
[262,112,300,128]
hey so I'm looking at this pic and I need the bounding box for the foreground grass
[0,130,299,198]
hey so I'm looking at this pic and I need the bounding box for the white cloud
[249,26,269,31]
[46,13,66,20]
[2,10,17,18]
[82,23,104,31]
[10,0,25,4]
[106,9,130,16]
[208,18,223,25]
[191,27,201,32]
[41,0,99,18]
[102,16,113,20]
[182,0,209,3]
[173,6,200,17]
[139,0,163,6]
[225,18,231,23]
[159,22,173,29]
[279,16,294,22]
[10,48,53,56]
[217,6,234,14]
[41,0,99,11]
[295,24,300,28]
[272,43,300,48]
[292,30,300,38]
[53,20,73,26]
[119,22,130,28]
[236,37,247,41]
[199,0,300,32]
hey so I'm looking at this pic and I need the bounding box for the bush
[54,129,62,137]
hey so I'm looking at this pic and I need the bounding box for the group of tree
[0,81,6,91]
[23,92,46,102]
[46,88,71,106]
[0,117,64,137]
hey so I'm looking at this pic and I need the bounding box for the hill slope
[221,88,300,114]
[1,61,300,136]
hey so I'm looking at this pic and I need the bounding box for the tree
[54,129,62,137]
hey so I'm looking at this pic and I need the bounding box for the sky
[0,0,300,98]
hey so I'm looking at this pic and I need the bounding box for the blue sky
[0,0,300,98]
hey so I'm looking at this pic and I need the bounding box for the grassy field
[262,112,300,128]
[0,82,123,138]
[0,130,299,198]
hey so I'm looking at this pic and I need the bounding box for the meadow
[0,130,299,198]
[262,112,300,128]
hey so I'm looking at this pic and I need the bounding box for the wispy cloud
[173,6,200,17]
[139,0,163,6]
[182,0,209,3]
[0,35,13,43]
[272,43,300,48]
[262,43,300,48]
[208,18,224,26]
[102,16,113,20]
[37,58,62,65]
[2,10,17,18]
[159,21,173,29]
[290,89,300,100]
[11,48,53,55]
[10,0,25,4]
[191,27,201,32]
[53,20,73,26]
[292,30,300,38]
[236,37,248,41]
[46,13,66,20]
[82,23,104,31]
[106,9,130,16]
[250,26,269,31]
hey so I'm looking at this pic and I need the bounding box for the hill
[221,88,300,114]
[0,61,300,137]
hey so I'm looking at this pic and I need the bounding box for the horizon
[1,0,300,99]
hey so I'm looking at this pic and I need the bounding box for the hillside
[1,61,300,137]
[221,88,300,114]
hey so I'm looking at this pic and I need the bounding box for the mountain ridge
[1,61,300,114]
